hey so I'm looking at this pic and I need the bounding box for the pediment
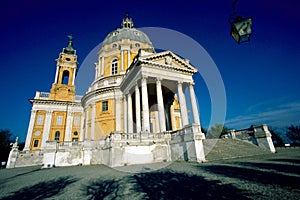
[137,50,197,74]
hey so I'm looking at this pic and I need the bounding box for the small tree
[0,129,13,162]
[201,127,207,135]
[286,125,300,144]
[207,124,229,139]
[269,128,285,147]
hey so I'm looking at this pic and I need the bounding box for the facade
[7,14,206,168]
[23,36,83,152]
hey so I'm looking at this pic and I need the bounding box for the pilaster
[115,97,121,131]
[24,110,37,151]
[41,110,53,149]
[123,96,128,133]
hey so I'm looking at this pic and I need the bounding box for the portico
[120,49,201,134]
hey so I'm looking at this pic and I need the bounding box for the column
[24,110,37,151]
[84,107,89,139]
[141,76,150,132]
[121,50,124,71]
[54,66,59,83]
[177,81,189,127]
[127,50,131,68]
[72,68,76,85]
[94,64,98,80]
[80,114,84,141]
[101,56,105,76]
[189,82,200,125]
[115,97,121,131]
[97,62,101,77]
[41,110,53,149]
[91,103,95,140]
[156,78,166,132]
[127,93,133,133]
[64,111,74,141]
[135,84,141,132]
[123,96,128,133]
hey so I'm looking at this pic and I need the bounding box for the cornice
[29,99,82,106]
[81,86,119,105]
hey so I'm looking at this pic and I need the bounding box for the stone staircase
[203,139,271,161]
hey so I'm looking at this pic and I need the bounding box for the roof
[102,14,153,47]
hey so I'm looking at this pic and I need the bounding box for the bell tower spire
[49,35,79,102]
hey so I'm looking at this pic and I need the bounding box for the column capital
[115,97,122,101]
[142,75,148,80]
[177,81,183,86]
[68,111,75,116]
[156,77,163,82]
[189,81,195,86]
[46,110,53,114]
[31,110,37,114]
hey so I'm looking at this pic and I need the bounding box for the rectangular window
[74,116,80,126]
[33,140,39,147]
[36,115,44,125]
[72,138,78,142]
[102,101,108,112]
[111,60,118,75]
[56,116,63,125]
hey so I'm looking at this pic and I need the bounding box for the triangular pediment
[135,50,197,74]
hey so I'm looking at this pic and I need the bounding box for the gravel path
[0,148,299,200]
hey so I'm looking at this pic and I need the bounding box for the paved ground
[0,148,299,200]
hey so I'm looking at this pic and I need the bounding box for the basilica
[7,14,207,168]
[7,14,275,168]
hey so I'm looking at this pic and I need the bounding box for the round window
[74,131,78,136]
[34,131,41,136]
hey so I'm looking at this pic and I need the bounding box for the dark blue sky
[1,0,300,142]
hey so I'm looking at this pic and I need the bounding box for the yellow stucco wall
[31,110,46,150]
[97,99,115,139]
[49,111,67,142]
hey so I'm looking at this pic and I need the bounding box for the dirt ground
[0,148,299,200]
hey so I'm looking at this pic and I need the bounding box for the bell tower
[49,35,78,101]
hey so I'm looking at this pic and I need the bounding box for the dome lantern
[121,12,134,29]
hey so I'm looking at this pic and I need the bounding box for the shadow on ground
[1,176,78,200]
[84,179,119,199]
[84,171,250,200]
[134,171,250,200]
[201,162,300,190]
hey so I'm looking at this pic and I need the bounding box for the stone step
[203,139,271,161]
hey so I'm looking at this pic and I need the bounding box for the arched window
[111,58,118,75]
[55,131,60,141]
[62,70,69,84]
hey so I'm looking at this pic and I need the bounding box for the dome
[102,28,153,46]
[102,13,153,47]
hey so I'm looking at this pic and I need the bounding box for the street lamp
[229,0,252,44]
[230,16,252,43]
